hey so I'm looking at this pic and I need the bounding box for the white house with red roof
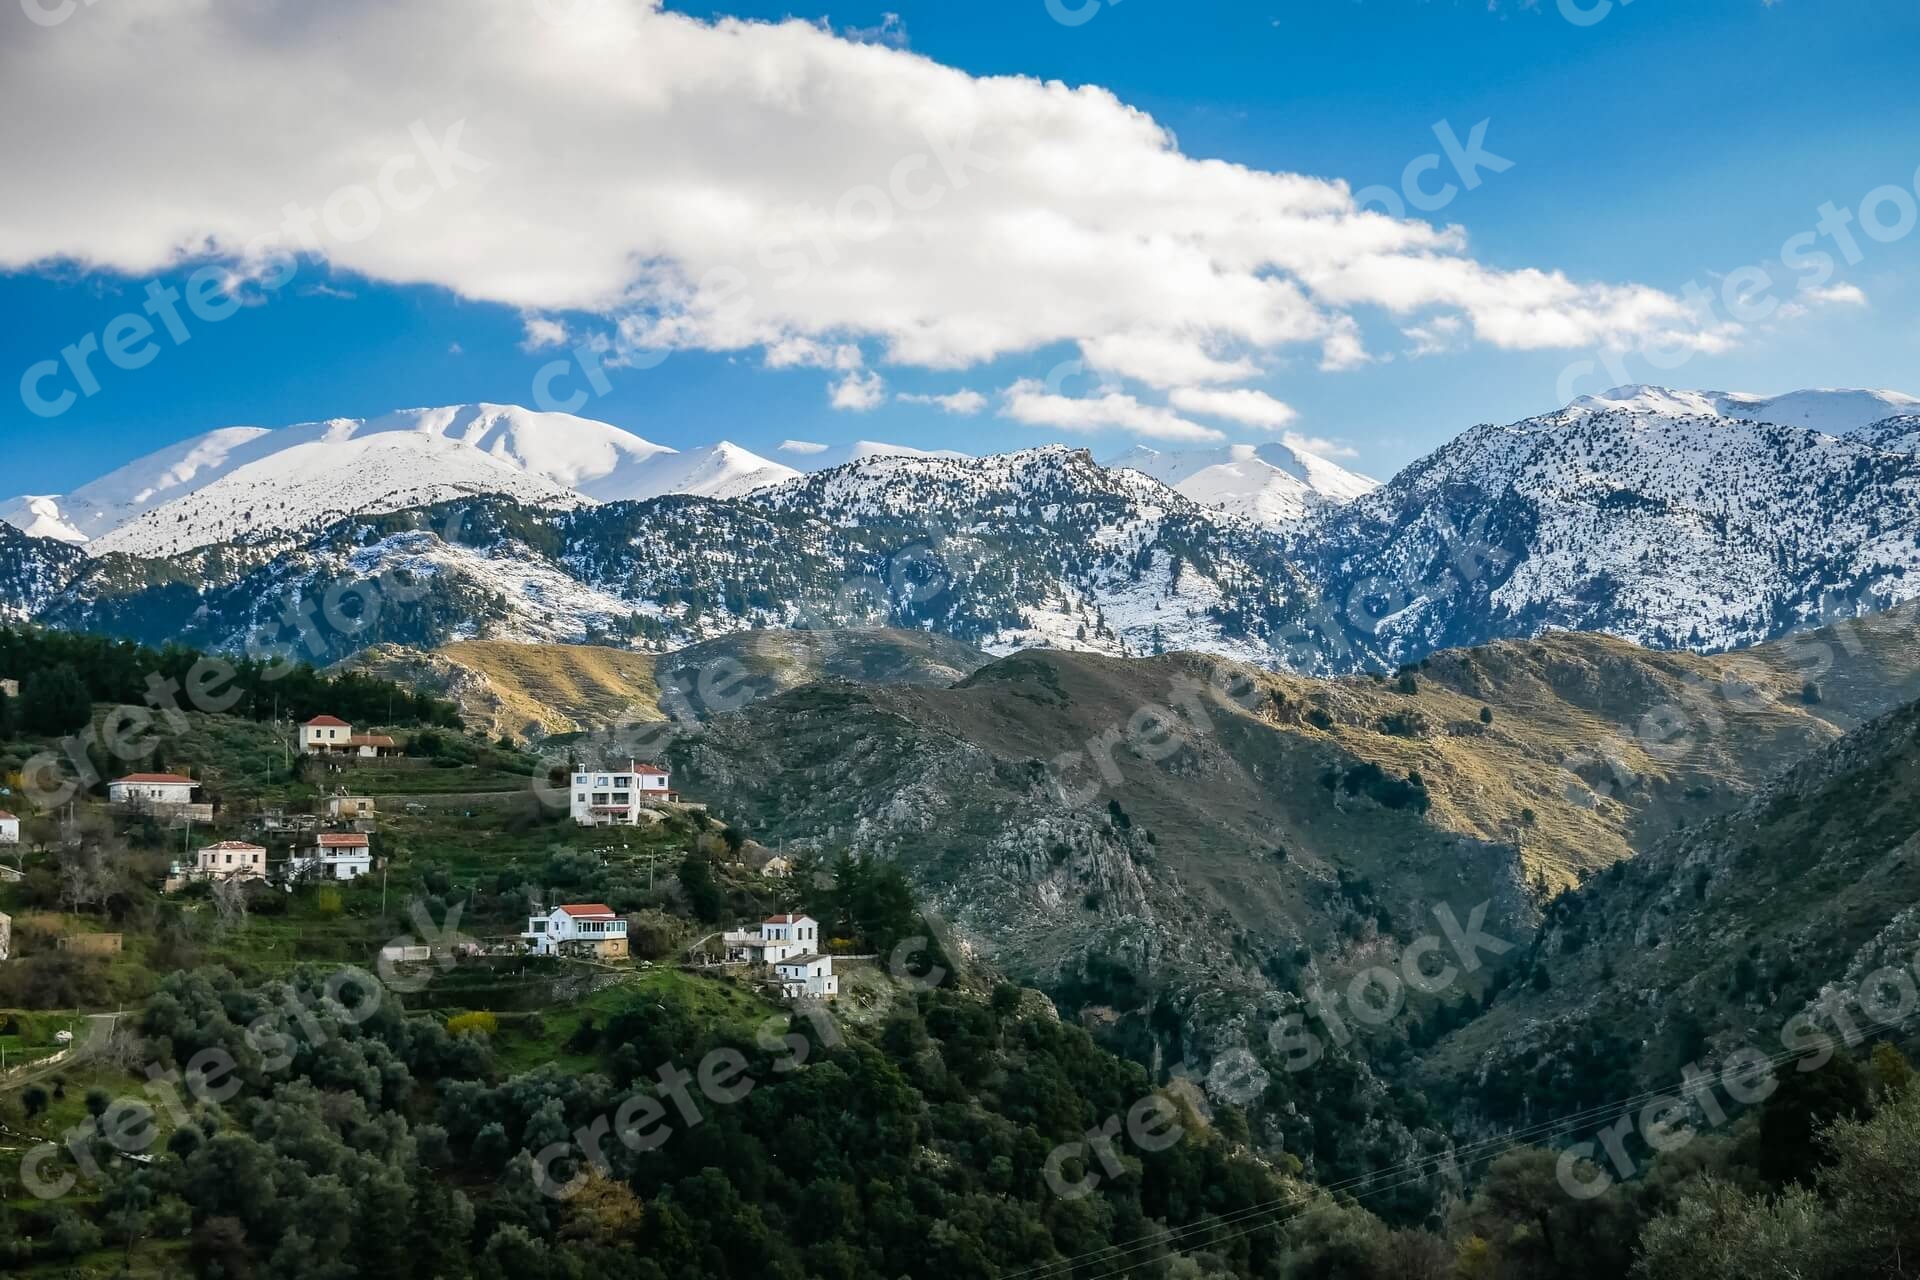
[569,761,673,825]
[289,832,373,882]
[523,903,629,959]
[300,716,400,758]
[0,810,18,845]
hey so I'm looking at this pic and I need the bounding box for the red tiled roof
[764,913,812,925]
[202,841,265,852]
[347,735,397,747]
[557,903,616,918]
[304,715,350,727]
[315,834,370,848]
[116,774,196,785]
[0,810,16,820]
[632,762,669,774]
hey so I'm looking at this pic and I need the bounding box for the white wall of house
[301,722,351,752]
[197,843,265,880]
[290,844,371,881]
[109,781,197,806]
[569,763,672,826]
[0,814,18,845]
[775,955,838,999]
[523,907,628,956]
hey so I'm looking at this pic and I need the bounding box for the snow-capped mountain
[1566,385,1920,436]
[589,442,799,502]
[1290,386,1920,662]
[775,440,972,472]
[4,405,799,558]
[0,425,274,545]
[10,385,1920,679]
[1105,441,1378,528]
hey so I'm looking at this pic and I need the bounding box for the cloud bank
[1,0,1722,439]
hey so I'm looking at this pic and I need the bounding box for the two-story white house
[522,903,629,959]
[0,810,18,845]
[288,832,372,882]
[301,717,399,758]
[569,761,673,826]
[195,840,267,881]
[723,912,822,964]
[167,840,267,892]
[301,716,352,752]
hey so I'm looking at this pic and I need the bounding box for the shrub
[1480,705,1494,725]
[446,1011,499,1038]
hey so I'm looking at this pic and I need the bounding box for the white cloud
[898,389,987,415]
[1001,379,1225,444]
[1167,386,1297,428]
[830,369,887,411]
[0,0,1721,390]
[764,337,865,370]
[778,439,829,455]
[1282,431,1358,460]
[520,316,571,351]
[1401,313,1467,357]
[1805,282,1868,307]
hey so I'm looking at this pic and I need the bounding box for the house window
[576,792,586,803]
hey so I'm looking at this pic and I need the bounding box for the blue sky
[4,0,1917,496]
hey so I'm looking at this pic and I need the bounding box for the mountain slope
[1107,441,1378,527]
[0,521,89,622]
[343,626,991,740]
[1292,391,1920,663]
[1424,688,1920,1127]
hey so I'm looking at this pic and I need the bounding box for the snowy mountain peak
[777,439,974,472]
[1566,385,1920,437]
[1105,440,1377,528]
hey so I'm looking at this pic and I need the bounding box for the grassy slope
[343,627,992,741]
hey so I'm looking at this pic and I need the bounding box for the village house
[0,911,10,962]
[774,953,839,1000]
[325,793,377,819]
[166,840,267,892]
[569,761,673,826]
[722,912,823,964]
[288,832,373,882]
[0,810,18,845]
[0,677,17,697]
[109,774,212,822]
[522,903,629,959]
[195,840,266,881]
[300,716,400,758]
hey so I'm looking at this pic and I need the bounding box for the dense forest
[0,626,462,735]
